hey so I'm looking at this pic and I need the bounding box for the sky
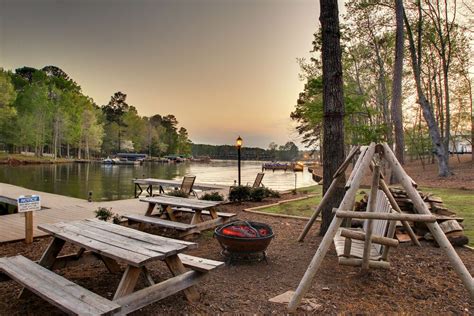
[0,0,320,148]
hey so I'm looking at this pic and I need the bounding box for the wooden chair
[180,176,197,197]
[252,173,265,188]
[333,189,399,269]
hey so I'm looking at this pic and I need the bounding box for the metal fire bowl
[214,221,274,253]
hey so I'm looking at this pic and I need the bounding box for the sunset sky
[1,0,320,148]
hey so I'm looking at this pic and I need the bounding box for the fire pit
[214,221,274,263]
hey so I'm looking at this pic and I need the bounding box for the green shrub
[112,214,123,224]
[250,187,266,202]
[167,190,189,198]
[264,187,280,198]
[95,207,114,221]
[200,192,224,201]
[229,185,252,202]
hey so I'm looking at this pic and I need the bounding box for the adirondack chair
[252,172,265,188]
[333,189,399,269]
[179,176,197,197]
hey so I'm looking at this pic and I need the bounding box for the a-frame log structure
[288,143,473,311]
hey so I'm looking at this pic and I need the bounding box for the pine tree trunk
[391,0,405,165]
[319,0,346,235]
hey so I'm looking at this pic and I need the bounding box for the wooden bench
[0,255,121,315]
[124,214,197,231]
[333,190,399,269]
[172,207,236,219]
[178,254,224,272]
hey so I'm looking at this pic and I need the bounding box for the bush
[229,185,252,202]
[95,207,114,221]
[264,187,280,198]
[229,186,281,202]
[200,192,224,201]
[167,189,189,198]
[250,187,266,202]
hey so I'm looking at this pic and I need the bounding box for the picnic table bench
[124,195,236,238]
[0,219,224,315]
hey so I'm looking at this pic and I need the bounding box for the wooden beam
[362,164,380,272]
[382,142,474,300]
[335,210,436,222]
[333,145,360,179]
[338,257,390,269]
[114,271,205,315]
[377,174,421,246]
[297,175,345,242]
[340,229,399,248]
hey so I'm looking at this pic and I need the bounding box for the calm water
[0,160,316,201]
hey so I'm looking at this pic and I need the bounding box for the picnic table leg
[190,210,203,225]
[113,266,142,300]
[145,203,156,216]
[165,255,200,302]
[165,205,178,221]
[208,208,218,220]
[100,256,122,274]
[38,238,66,269]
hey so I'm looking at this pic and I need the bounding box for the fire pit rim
[214,220,274,241]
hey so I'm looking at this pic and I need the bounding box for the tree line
[292,0,473,177]
[0,66,192,159]
[192,141,299,161]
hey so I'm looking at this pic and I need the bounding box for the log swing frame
[288,143,474,311]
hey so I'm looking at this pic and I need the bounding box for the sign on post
[17,195,41,244]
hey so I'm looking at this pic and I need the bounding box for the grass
[259,186,366,218]
[0,153,71,163]
[258,185,474,246]
[419,187,474,246]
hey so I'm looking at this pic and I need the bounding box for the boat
[262,162,290,171]
[292,161,304,172]
[190,156,211,163]
[102,153,146,165]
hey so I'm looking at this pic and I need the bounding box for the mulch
[0,192,472,315]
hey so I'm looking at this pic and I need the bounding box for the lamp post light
[236,136,243,186]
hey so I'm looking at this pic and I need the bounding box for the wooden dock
[0,183,155,243]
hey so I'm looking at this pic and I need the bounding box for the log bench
[0,255,121,315]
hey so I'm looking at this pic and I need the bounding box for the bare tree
[404,2,451,176]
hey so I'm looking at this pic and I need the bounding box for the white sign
[17,195,41,213]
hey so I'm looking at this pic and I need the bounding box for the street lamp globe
[236,136,243,148]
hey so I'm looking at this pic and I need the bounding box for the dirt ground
[0,191,472,315]
[384,154,474,190]
[0,157,473,315]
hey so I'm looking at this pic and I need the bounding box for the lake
[0,160,316,201]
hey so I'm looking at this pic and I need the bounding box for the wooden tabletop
[140,195,223,210]
[38,219,197,267]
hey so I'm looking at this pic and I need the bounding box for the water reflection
[0,161,316,201]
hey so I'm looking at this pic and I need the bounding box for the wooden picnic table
[0,219,223,315]
[127,195,235,238]
[133,178,227,198]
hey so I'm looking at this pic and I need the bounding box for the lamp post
[236,136,243,186]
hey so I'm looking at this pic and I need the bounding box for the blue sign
[17,195,41,212]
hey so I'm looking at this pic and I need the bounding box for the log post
[297,175,344,242]
[378,176,421,246]
[361,164,380,272]
[25,211,33,244]
[382,143,474,299]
